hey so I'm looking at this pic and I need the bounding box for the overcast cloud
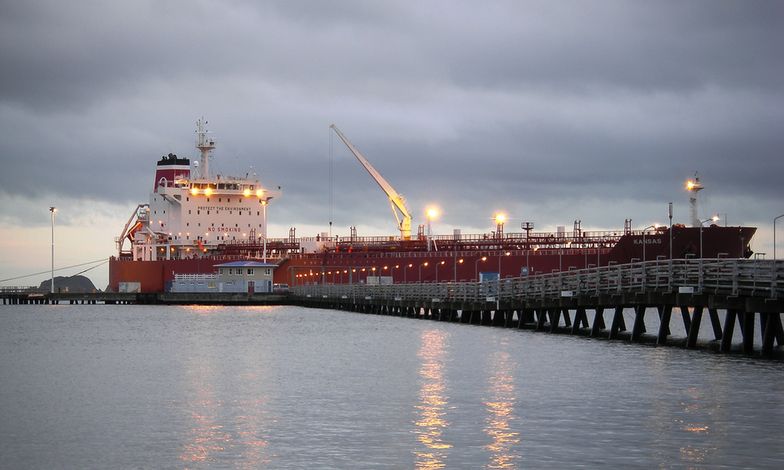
[1,0,782,287]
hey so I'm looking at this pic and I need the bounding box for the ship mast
[686,173,704,228]
[195,118,215,179]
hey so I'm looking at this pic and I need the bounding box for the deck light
[191,187,199,196]
[243,188,251,197]
[256,189,264,198]
[426,206,439,251]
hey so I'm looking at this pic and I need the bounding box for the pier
[292,259,784,357]
[4,258,782,357]
[0,290,288,306]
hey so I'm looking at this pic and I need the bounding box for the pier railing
[292,259,784,302]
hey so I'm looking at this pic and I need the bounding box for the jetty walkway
[3,259,782,357]
[293,259,784,357]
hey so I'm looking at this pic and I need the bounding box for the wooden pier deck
[3,259,782,357]
[292,259,784,357]
[0,291,289,306]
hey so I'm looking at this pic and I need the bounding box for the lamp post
[261,200,268,262]
[522,221,534,275]
[475,256,487,281]
[775,214,784,261]
[435,260,445,282]
[699,215,720,258]
[419,261,429,283]
[498,251,510,277]
[641,224,659,262]
[49,206,56,294]
[497,251,510,305]
[526,247,538,275]
[668,202,673,260]
[404,263,412,283]
[454,258,464,281]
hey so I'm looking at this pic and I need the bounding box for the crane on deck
[330,124,413,240]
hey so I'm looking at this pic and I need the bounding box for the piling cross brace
[591,307,606,337]
[657,305,673,346]
[631,305,647,342]
[609,306,626,339]
[686,306,704,349]
[720,310,737,353]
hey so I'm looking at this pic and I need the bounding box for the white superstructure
[117,119,281,261]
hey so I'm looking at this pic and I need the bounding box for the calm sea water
[0,305,782,469]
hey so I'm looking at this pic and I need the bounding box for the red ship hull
[109,226,756,292]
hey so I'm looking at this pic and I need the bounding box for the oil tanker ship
[109,120,756,293]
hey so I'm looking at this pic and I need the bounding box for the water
[1,305,782,469]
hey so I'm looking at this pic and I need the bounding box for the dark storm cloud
[0,0,782,233]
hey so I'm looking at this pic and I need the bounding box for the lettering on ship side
[633,238,663,245]
[197,206,247,212]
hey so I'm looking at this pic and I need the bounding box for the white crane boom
[330,124,412,239]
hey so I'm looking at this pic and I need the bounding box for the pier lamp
[498,252,510,303]
[497,251,511,276]
[419,261,429,283]
[49,206,56,294]
[699,215,720,258]
[454,258,464,282]
[641,224,659,262]
[526,247,539,276]
[775,214,784,261]
[494,213,506,238]
[435,260,446,282]
[668,202,673,260]
[404,263,413,283]
[475,256,487,281]
[426,207,439,252]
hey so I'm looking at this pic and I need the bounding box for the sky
[1,0,782,290]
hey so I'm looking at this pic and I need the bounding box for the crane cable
[0,257,109,283]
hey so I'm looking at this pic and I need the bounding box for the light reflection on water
[1,305,783,468]
[483,339,521,469]
[178,305,272,467]
[179,361,227,464]
[414,329,452,469]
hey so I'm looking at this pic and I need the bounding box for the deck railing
[292,259,784,302]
